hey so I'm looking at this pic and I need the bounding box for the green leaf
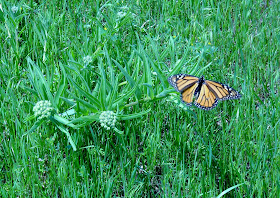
[156,89,173,98]
[69,94,99,113]
[54,63,66,107]
[216,183,244,198]
[98,59,107,110]
[22,86,39,98]
[25,114,37,122]
[22,119,45,136]
[146,54,168,88]
[107,75,119,109]
[168,52,194,76]
[59,109,76,117]
[52,120,77,151]
[68,76,101,110]
[27,57,53,102]
[132,44,152,97]
[113,59,142,100]
[142,83,154,99]
[70,114,100,124]
[103,44,115,84]
[118,109,151,120]
[112,84,137,109]
[53,114,77,129]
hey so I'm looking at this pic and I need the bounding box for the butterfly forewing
[205,80,241,100]
[168,74,199,92]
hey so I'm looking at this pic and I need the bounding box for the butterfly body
[193,75,205,98]
[168,74,241,110]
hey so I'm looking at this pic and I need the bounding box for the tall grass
[0,0,279,197]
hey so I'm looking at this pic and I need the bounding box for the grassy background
[1,0,279,197]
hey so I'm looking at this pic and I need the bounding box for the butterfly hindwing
[181,82,199,106]
[194,84,219,110]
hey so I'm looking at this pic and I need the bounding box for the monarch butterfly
[168,74,241,110]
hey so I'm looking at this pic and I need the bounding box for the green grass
[1,0,279,197]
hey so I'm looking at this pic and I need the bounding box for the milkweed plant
[25,56,170,151]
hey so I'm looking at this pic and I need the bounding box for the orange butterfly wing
[194,80,241,110]
[168,74,241,110]
[194,84,218,110]
[168,74,199,105]
[168,74,199,92]
[205,80,241,100]
[181,83,199,105]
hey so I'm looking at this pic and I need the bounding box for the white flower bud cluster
[99,111,117,130]
[33,100,54,120]
[11,6,19,13]
[83,55,93,66]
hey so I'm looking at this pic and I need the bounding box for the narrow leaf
[68,77,101,110]
[113,59,141,100]
[22,119,45,136]
[216,183,244,198]
[53,121,77,151]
